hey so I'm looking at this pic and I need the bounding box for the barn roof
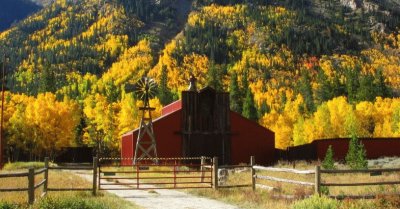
[121,100,274,137]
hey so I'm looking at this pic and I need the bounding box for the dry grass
[0,166,139,209]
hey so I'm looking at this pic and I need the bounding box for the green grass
[3,162,47,171]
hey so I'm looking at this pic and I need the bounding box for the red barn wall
[120,111,182,165]
[230,112,275,165]
[316,138,400,160]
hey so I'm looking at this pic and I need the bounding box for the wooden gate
[98,157,213,190]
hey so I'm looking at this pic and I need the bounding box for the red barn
[121,86,275,165]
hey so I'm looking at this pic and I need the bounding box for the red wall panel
[230,112,275,165]
[120,111,182,165]
[316,138,400,160]
[121,110,276,165]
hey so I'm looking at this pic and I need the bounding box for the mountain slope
[0,0,41,32]
[0,0,399,155]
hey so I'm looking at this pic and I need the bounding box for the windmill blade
[133,77,158,104]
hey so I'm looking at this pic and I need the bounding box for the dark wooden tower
[181,77,231,164]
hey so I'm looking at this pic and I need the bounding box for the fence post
[43,157,49,195]
[92,157,97,196]
[213,157,218,190]
[200,156,205,183]
[315,165,321,196]
[28,168,35,204]
[251,156,255,191]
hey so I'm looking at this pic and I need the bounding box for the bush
[3,162,45,170]
[38,196,106,209]
[291,195,339,209]
[322,145,336,170]
[345,135,367,169]
[0,202,18,209]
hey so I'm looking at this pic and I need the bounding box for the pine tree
[345,135,367,169]
[315,69,333,104]
[298,70,315,112]
[229,72,242,113]
[242,88,258,121]
[39,63,55,93]
[374,69,392,98]
[345,68,360,103]
[158,64,173,105]
[322,145,336,170]
[207,61,223,91]
[356,73,375,102]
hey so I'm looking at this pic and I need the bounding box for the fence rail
[316,166,400,198]
[0,157,98,204]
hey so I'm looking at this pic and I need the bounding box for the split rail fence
[3,156,400,204]
[0,157,97,204]
[252,165,400,199]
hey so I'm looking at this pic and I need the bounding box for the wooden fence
[252,165,400,199]
[0,157,98,204]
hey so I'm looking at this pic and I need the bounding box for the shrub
[3,162,45,170]
[38,196,106,209]
[291,195,339,209]
[322,145,336,170]
[0,202,18,209]
[345,135,367,169]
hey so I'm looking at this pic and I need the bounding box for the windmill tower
[133,77,158,164]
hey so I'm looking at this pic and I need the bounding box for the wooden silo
[181,87,231,164]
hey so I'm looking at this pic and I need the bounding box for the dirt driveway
[74,171,241,209]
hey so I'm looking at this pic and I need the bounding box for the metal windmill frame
[133,77,158,164]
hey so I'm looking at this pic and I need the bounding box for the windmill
[132,77,158,164]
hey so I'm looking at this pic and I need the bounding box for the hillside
[0,0,400,159]
[0,0,41,32]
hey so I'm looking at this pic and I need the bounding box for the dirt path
[74,171,241,209]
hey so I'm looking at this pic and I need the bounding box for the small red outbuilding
[121,87,275,165]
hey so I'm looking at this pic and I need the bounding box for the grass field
[0,162,140,209]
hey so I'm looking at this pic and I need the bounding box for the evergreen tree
[229,71,242,113]
[158,64,173,105]
[39,63,55,93]
[374,69,392,98]
[315,69,333,104]
[207,61,223,91]
[345,68,360,103]
[356,73,375,102]
[322,145,336,170]
[345,135,368,169]
[242,88,258,121]
[298,70,315,112]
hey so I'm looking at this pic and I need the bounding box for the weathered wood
[0,188,28,192]
[253,166,315,174]
[47,188,92,191]
[218,184,252,188]
[49,166,92,170]
[315,166,321,195]
[213,157,218,190]
[322,181,400,187]
[251,156,255,191]
[219,165,252,169]
[93,157,97,195]
[34,179,46,189]
[255,175,315,186]
[28,168,35,204]
[0,172,28,178]
[34,168,47,175]
[321,167,400,174]
[200,156,205,183]
[43,157,49,194]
